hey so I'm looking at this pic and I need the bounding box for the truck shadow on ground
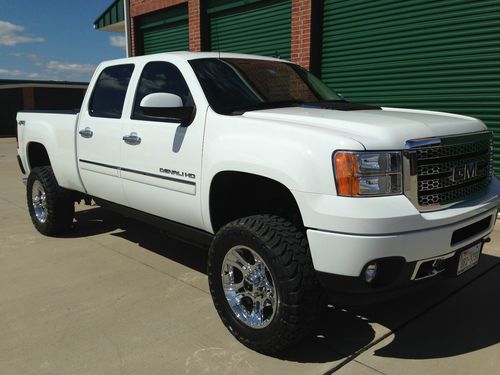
[67,206,500,364]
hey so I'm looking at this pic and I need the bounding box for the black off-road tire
[27,166,74,235]
[208,215,324,354]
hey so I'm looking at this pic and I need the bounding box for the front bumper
[293,179,499,293]
[307,207,496,278]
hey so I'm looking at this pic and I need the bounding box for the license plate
[457,242,482,275]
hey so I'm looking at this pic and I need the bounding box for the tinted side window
[89,64,134,118]
[133,61,192,120]
[189,59,261,113]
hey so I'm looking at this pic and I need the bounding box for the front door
[120,61,205,228]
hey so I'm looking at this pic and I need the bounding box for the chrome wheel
[221,246,278,329]
[32,180,48,223]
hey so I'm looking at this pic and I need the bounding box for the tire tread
[27,166,74,235]
[208,214,324,354]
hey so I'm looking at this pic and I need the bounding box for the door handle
[122,132,141,145]
[79,127,93,138]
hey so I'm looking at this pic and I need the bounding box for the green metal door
[321,0,500,173]
[209,0,291,59]
[140,6,188,55]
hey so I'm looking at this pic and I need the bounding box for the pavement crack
[353,360,386,375]
[321,261,500,374]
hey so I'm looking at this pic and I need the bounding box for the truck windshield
[189,58,341,115]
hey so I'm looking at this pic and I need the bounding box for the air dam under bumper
[307,207,496,289]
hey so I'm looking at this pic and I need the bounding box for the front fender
[200,110,364,231]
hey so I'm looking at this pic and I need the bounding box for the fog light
[365,262,378,283]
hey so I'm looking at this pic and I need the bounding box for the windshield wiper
[228,100,304,115]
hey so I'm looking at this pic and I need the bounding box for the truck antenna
[215,21,221,59]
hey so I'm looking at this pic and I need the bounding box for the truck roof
[100,51,286,66]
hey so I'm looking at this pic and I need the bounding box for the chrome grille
[405,132,493,210]
[415,140,489,160]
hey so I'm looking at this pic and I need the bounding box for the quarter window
[89,64,134,118]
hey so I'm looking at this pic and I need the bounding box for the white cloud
[0,68,47,80]
[0,20,45,46]
[0,68,25,77]
[109,35,126,48]
[46,60,96,74]
[2,57,96,81]
[10,52,44,66]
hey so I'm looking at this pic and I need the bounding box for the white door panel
[77,63,135,205]
[119,60,206,229]
[77,118,125,204]
[120,119,204,228]
[120,169,196,195]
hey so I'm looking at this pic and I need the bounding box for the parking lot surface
[1,137,499,374]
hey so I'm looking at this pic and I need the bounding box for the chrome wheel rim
[221,246,278,329]
[32,180,48,223]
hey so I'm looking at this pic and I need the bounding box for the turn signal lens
[334,152,360,196]
[333,151,402,196]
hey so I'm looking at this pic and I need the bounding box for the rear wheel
[27,166,74,235]
[208,215,323,353]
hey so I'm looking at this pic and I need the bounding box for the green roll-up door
[321,0,500,173]
[140,6,188,55]
[209,0,291,59]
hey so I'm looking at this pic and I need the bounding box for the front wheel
[208,215,323,354]
[27,166,74,235]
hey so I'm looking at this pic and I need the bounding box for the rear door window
[89,64,134,118]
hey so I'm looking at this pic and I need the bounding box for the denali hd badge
[159,168,195,179]
[451,161,477,183]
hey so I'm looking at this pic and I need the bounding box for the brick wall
[188,0,201,52]
[22,87,35,109]
[129,0,186,17]
[129,17,136,56]
[127,0,313,68]
[290,0,312,69]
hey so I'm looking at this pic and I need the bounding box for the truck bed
[17,110,85,193]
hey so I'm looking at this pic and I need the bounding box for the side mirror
[139,92,194,125]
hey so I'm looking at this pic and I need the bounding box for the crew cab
[16,52,500,354]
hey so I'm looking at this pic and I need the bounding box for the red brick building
[95,1,318,71]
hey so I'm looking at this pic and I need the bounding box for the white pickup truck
[17,52,499,353]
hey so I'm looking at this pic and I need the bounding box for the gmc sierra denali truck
[17,52,499,353]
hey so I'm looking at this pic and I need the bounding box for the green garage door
[321,0,500,173]
[140,6,188,55]
[209,0,291,59]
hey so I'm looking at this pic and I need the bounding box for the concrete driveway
[1,137,499,374]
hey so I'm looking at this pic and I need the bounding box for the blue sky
[0,0,125,82]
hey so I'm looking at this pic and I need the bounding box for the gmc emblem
[451,162,478,182]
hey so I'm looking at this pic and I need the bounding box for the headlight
[333,151,402,196]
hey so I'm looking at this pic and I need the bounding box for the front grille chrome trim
[404,131,493,212]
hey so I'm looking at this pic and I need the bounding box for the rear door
[77,63,134,204]
[119,60,206,228]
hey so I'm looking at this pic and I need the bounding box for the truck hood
[242,106,487,149]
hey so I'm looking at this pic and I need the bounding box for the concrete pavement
[1,137,499,374]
